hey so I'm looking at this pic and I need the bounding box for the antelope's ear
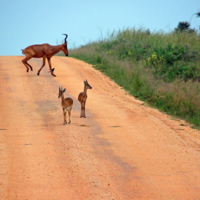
[63,88,66,92]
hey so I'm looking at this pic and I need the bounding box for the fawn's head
[58,87,66,98]
[84,80,92,90]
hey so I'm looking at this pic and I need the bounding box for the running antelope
[22,34,69,77]
[78,80,92,118]
[58,87,73,125]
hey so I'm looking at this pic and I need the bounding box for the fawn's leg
[68,108,72,124]
[63,108,67,125]
[83,101,87,117]
[80,102,85,118]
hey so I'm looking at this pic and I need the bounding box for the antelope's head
[58,87,66,98]
[62,34,69,56]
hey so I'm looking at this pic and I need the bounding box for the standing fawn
[78,80,92,118]
[58,87,73,125]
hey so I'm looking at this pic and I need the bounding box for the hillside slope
[0,56,200,199]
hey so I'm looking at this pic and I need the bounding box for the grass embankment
[67,28,200,128]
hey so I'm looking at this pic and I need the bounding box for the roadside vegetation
[60,26,200,128]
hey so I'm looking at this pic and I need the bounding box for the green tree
[174,21,196,33]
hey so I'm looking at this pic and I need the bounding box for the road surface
[0,56,200,200]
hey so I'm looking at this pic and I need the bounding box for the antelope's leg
[37,56,46,76]
[26,62,33,71]
[22,56,33,72]
[47,58,56,77]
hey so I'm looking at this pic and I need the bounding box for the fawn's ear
[63,88,66,92]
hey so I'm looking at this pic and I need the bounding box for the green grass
[64,27,200,128]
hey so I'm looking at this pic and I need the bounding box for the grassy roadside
[63,28,200,128]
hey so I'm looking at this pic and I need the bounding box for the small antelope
[78,80,92,118]
[22,34,69,77]
[58,87,73,125]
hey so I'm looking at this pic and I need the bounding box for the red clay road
[0,56,200,200]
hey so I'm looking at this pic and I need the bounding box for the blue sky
[0,0,199,56]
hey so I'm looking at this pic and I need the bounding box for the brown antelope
[78,80,92,118]
[58,87,73,125]
[22,34,69,77]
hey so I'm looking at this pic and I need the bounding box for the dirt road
[0,56,200,200]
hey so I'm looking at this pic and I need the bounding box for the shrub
[69,27,200,128]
